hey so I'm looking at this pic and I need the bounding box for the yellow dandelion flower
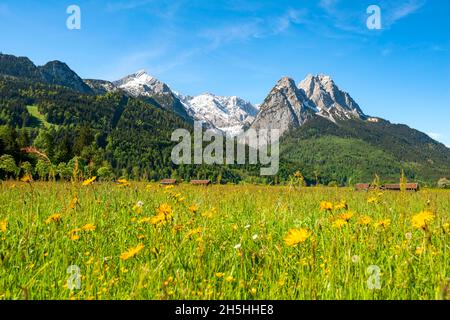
[150,214,166,226]
[215,272,225,278]
[320,201,333,211]
[45,213,62,225]
[284,228,310,247]
[332,219,347,229]
[69,196,78,209]
[0,220,7,232]
[188,204,198,214]
[186,227,202,239]
[82,176,96,186]
[358,216,372,225]
[156,203,173,218]
[334,200,348,211]
[137,234,145,239]
[374,219,391,228]
[202,207,217,219]
[138,217,152,224]
[250,288,257,295]
[70,234,80,241]
[81,224,96,232]
[21,174,32,183]
[120,243,145,260]
[367,196,378,204]
[117,179,130,187]
[68,228,81,240]
[443,222,449,234]
[411,211,435,229]
[338,211,354,222]
[225,276,234,283]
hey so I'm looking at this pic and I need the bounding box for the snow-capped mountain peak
[250,76,315,136]
[113,70,172,97]
[180,92,258,136]
[298,74,365,121]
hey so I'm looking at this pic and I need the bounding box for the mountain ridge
[1,52,449,185]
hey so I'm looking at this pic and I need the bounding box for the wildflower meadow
[0,179,449,300]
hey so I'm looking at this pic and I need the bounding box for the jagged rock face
[251,77,315,136]
[299,74,365,121]
[84,79,119,95]
[38,61,93,94]
[179,93,258,136]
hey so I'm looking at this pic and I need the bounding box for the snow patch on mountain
[113,70,172,97]
[298,74,365,122]
[179,93,258,136]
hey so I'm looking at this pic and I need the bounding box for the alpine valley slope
[0,52,449,184]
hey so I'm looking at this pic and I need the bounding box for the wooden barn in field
[355,183,372,191]
[381,183,420,192]
[160,179,177,185]
[355,182,420,192]
[190,180,211,186]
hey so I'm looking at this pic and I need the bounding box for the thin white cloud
[316,0,427,34]
[106,0,185,19]
[317,0,370,35]
[106,0,155,11]
[385,0,427,27]
[146,48,200,75]
[200,9,307,49]
[274,9,308,34]
[102,46,167,80]
[319,0,339,12]
[200,20,263,49]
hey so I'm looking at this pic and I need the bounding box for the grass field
[26,105,58,129]
[0,180,449,300]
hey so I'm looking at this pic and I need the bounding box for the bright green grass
[0,181,448,300]
[26,105,56,129]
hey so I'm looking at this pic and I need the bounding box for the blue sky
[1,0,449,146]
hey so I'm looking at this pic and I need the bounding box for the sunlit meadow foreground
[0,180,449,300]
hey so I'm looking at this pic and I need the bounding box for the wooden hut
[382,183,419,192]
[160,179,177,185]
[190,180,211,186]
